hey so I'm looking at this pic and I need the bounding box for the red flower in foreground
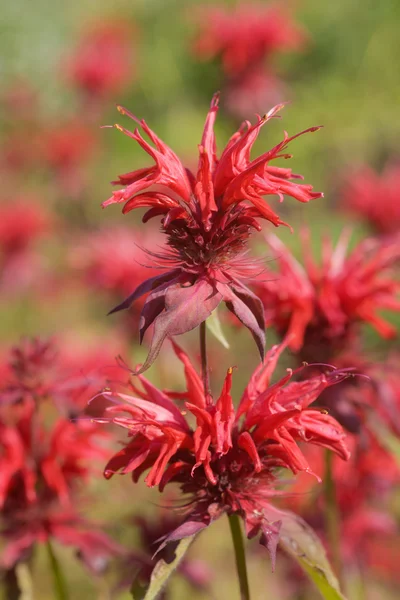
[103,94,322,371]
[256,231,400,360]
[90,340,349,566]
[193,3,308,76]
[341,161,400,235]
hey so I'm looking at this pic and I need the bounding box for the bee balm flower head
[103,94,323,371]
[89,340,350,567]
[256,230,400,361]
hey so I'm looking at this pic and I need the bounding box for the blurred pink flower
[0,338,121,574]
[225,67,287,120]
[193,3,308,76]
[70,225,164,304]
[0,337,125,415]
[288,432,400,575]
[192,3,308,116]
[1,507,122,574]
[0,200,51,256]
[255,230,400,361]
[41,120,97,198]
[66,19,135,100]
[0,199,53,295]
[341,161,400,235]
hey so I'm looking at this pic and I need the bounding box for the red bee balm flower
[90,340,349,566]
[66,19,135,100]
[256,231,400,360]
[341,161,400,235]
[103,94,322,371]
[193,3,308,77]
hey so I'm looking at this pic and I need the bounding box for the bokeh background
[1,0,400,598]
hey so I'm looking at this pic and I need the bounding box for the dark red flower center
[164,207,256,274]
[175,444,275,510]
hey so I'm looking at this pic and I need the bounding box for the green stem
[199,321,210,397]
[324,451,344,591]
[228,514,251,600]
[46,539,69,600]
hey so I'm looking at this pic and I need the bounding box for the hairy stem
[199,321,210,397]
[46,540,69,600]
[228,514,251,600]
[324,451,344,591]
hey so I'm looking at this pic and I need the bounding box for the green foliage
[277,510,347,600]
[131,536,195,600]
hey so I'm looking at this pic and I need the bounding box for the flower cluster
[103,94,322,370]
[192,3,308,116]
[90,340,350,565]
[341,161,400,235]
[0,338,121,572]
[193,3,307,76]
[290,431,400,578]
[255,230,400,360]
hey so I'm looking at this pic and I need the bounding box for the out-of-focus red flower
[41,121,97,198]
[0,199,52,295]
[0,392,111,568]
[0,409,107,509]
[341,162,400,235]
[287,432,400,575]
[103,94,322,370]
[0,337,121,574]
[256,230,400,360]
[0,129,45,174]
[193,3,308,76]
[1,79,38,120]
[90,339,349,567]
[70,225,164,305]
[0,199,51,257]
[0,337,125,415]
[42,122,96,172]
[1,506,122,574]
[361,356,400,438]
[66,19,135,100]
[225,67,286,120]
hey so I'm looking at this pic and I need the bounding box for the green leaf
[131,535,195,600]
[264,506,347,600]
[206,309,230,349]
[15,563,34,600]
